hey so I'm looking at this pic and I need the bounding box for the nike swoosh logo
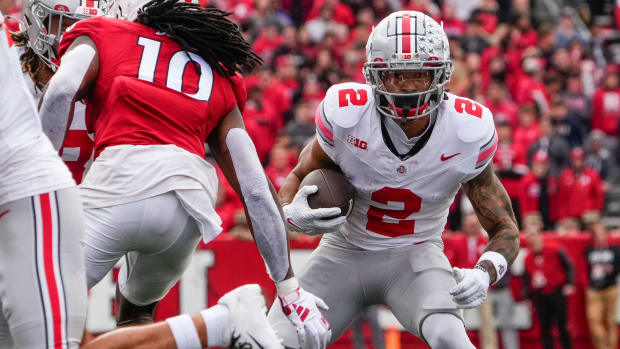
[0,210,9,220]
[248,334,266,349]
[441,152,461,161]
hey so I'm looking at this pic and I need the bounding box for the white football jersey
[315,82,497,250]
[0,15,75,206]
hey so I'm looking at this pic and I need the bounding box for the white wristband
[276,276,299,296]
[477,251,508,285]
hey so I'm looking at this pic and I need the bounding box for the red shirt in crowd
[557,167,604,219]
[519,173,560,221]
[514,123,541,154]
[306,0,355,27]
[493,142,528,199]
[524,243,574,295]
[591,87,620,136]
[445,234,488,269]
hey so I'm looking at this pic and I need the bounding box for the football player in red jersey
[10,0,98,184]
[38,0,330,348]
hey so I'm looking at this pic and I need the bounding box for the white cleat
[218,284,283,349]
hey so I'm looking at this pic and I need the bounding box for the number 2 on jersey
[339,89,368,107]
[454,98,482,118]
[136,37,213,101]
[366,187,422,237]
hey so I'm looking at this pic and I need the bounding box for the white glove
[283,185,346,235]
[277,278,331,349]
[449,267,490,309]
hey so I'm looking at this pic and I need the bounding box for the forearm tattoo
[463,164,520,283]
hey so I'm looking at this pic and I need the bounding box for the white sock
[166,314,202,349]
[201,304,230,347]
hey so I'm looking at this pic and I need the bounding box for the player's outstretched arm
[208,111,331,349]
[207,106,292,281]
[39,35,98,150]
[450,163,520,309]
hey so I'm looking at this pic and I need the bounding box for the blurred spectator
[556,8,588,48]
[524,226,575,349]
[520,151,560,230]
[243,85,282,161]
[443,0,481,22]
[265,146,294,192]
[489,269,520,349]
[305,4,349,44]
[564,73,591,126]
[306,0,355,28]
[494,120,528,224]
[558,148,604,222]
[441,2,467,39]
[285,101,316,148]
[514,104,541,160]
[513,50,550,114]
[584,130,619,187]
[548,98,586,148]
[402,0,440,20]
[528,117,571,176]
[486,81,518,129]
[252,20,284,63]
[454,213,498,349]
[591,67,620,137]
[556,217,581,236]
[462,16,490,55]
[585,222,620,349]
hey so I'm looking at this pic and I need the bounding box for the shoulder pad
[444,93,495,145]
[58,16,104,59]
[322,82,374,129]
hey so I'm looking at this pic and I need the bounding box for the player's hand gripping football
[450,267,491,309]
[277,278,331,349]
[283,185,346,235]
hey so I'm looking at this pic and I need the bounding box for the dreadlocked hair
[9,31,51,91]
[135,0,263,79]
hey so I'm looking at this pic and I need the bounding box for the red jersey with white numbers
[58,16,240,159]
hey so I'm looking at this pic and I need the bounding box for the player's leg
[0,299,13,348]
[267,234,365,348]
[116,191,201,325]
[421,313,474,349]
[0,188,87,348]
[83,284,280,349]
[383,240,473,349]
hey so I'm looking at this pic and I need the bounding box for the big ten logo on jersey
[347,135,368,150]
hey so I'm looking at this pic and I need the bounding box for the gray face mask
[364,62,450,122]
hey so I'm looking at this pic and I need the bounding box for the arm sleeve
[558,249,575,286]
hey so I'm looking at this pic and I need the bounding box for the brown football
[300,168,355,218]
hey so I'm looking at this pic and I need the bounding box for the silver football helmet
[22,0,106,71]
[363,11,453,121]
